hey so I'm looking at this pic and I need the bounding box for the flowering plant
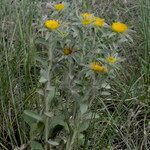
[23,1,132,149]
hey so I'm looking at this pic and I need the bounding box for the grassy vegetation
[0,0,149,150]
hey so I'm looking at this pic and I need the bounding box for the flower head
[93,17,105,27]
[44,20,60,30]
[90,62,108,73]
[63,47,72,55]
[111,22,128,33]
[81,13,94,26]
[54,3,65,11]
[81,13,93,19]
[82,19,93,25]
[106,56,117,64]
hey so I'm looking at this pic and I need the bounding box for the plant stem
[66,131,77,150]
[45,43,53,150]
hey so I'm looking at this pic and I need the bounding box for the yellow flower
[54,3,65,11]
[63,47,72,55]
[90,62,108,73]
[82,19,93,25]
[81,13,94,26]
[44,20,60,30]
[106,56,117,64]
[81,13,93,19]
[93,17,105,27]
[111,22,128,33]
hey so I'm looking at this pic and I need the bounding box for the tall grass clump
[1,0,40,149]
[139,0,150,100]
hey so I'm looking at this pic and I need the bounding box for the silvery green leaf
[83,112,92,119]
[118,36,128,43]
[14,144,28,150]
[101,83,111,89]
[50,114,69,131]
[78,133,85,146]
[85,70,93,77]
[46,86,55,103]
[46,3,53,9]
[79,121,90,132]
[83,112,99,120]
[108,32,116,38]
[23,110,43,126]
[39,76,47,83]
[50,114,65,127]
[125,34,133,43]
[57,56,65,62]
[37,89,44,95]
[48,140,59,146]
[80,104,88,115]
[72,27,79,37]
[45,32,51,40]
[94,114,100,119]
[101,91,111,96]
[39,69,49,83]
[44,112,54,118]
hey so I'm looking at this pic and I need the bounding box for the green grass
[0,0,149,149]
